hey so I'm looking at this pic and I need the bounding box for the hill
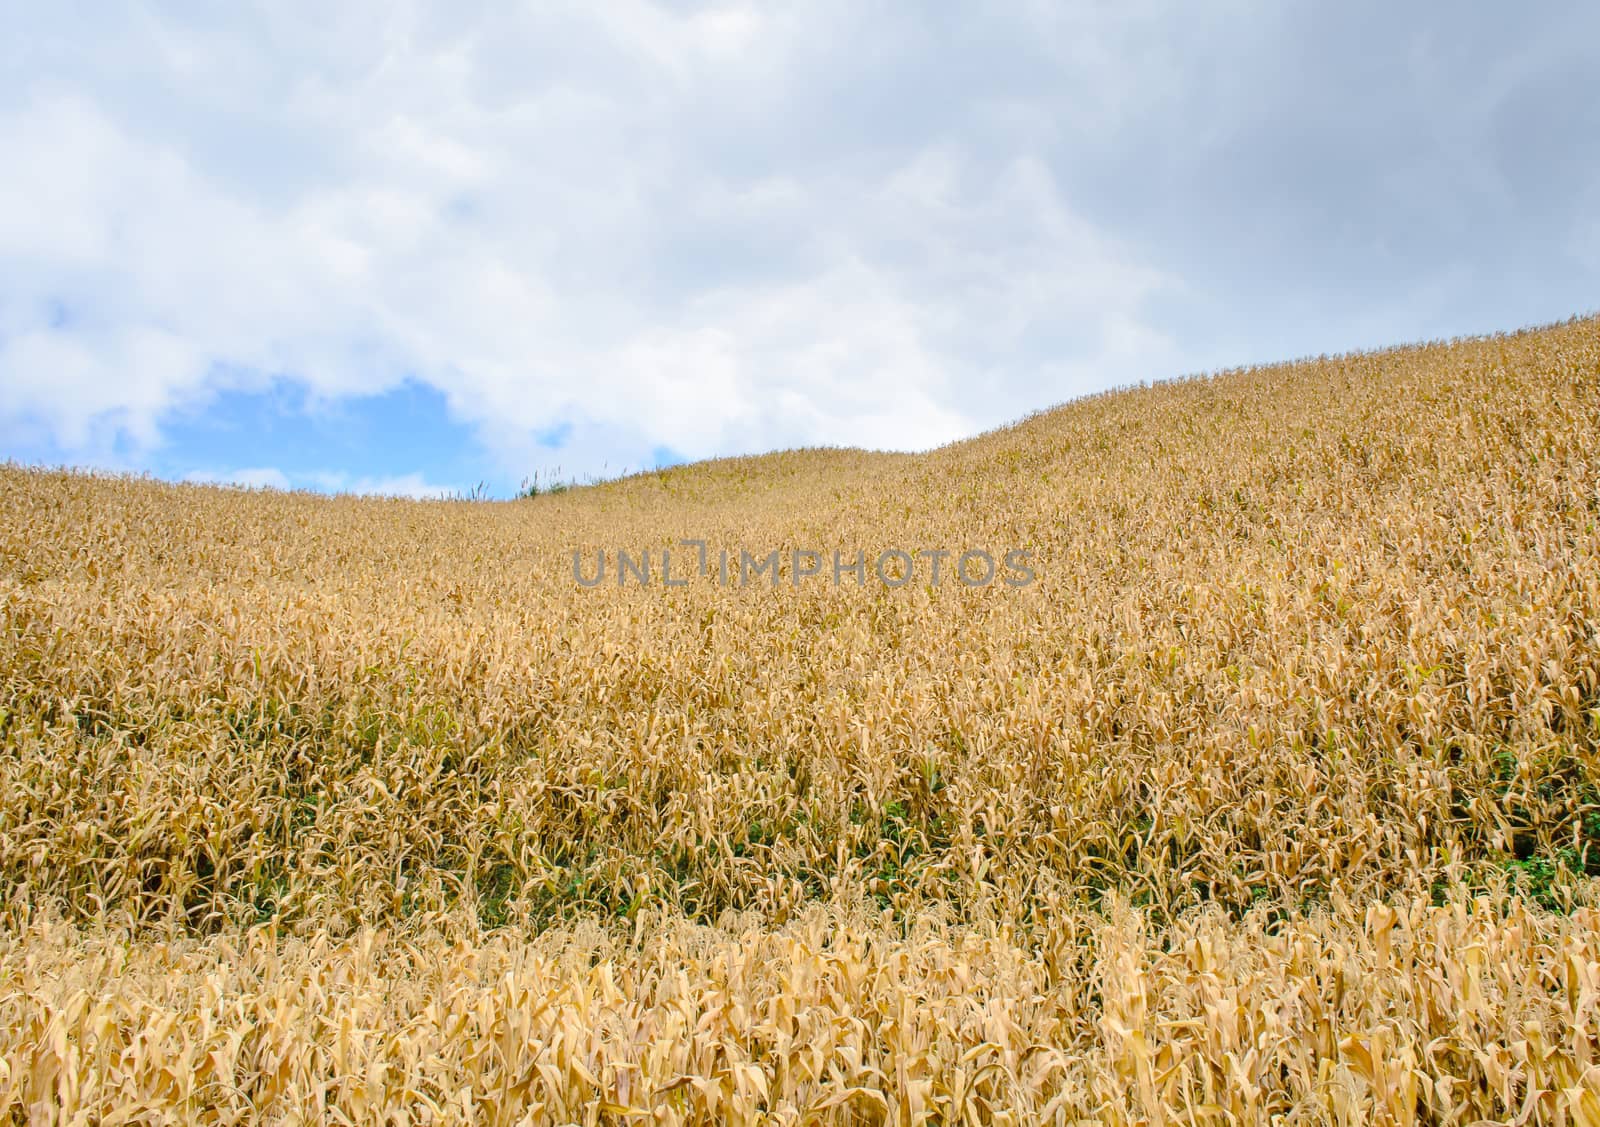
[2,316,1599,1122]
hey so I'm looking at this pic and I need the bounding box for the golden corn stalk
[1,315,1598,1123]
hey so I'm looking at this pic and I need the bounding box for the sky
[2,3,1597,499]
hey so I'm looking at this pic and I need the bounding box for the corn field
[2,315,1598,1123]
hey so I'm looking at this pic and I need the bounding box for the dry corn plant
[1,314,1598,1123]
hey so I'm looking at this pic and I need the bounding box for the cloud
[183,466,293,491]
[302,471,460,500]
[1,2,1596,486]
[180,466,460,499]
[180,467,467,502]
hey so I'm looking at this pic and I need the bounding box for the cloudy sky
[3,3,1596,497]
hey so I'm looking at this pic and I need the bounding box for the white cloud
[303,471,459,500]
[2,2,1593,483]
[0,2,1184,481]
[183,466,292,491]
[181,466,464,499]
